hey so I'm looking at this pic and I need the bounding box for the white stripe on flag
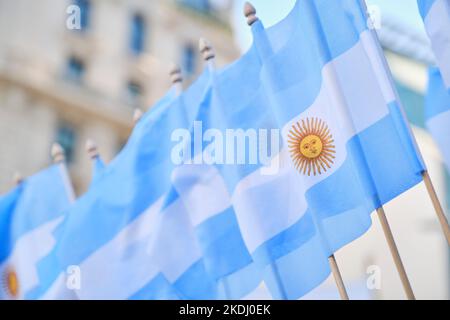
[0,217,63,299]
[43,197,165,300]
[425,0,450,87]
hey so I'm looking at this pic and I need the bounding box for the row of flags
[0,0,449,300]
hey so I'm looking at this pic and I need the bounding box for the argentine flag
[425,67,450,171]
[36,73,212,300]
[418,0,450,88]
[161,0,425,300]
[420,0,450,173]
[0,164,73,300]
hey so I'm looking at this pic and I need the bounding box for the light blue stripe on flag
[425,67,450,172]
[418,0,450,88]
[35,70,212,300]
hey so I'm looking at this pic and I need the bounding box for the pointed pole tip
[13,171,23,185]
[198,38,209,52]
[199,37,215,61]
[85,139,99,159]
[51,142,65,163]
[133,108,143,124]
[244,2,258,26]
[169,63,183,84]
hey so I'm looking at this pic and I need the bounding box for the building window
[66,56,85,84]
[182,44,196,76]
[130,14,146,55]
[74,0,91,31]
[126,81,143,106]
[179,0,211,14]
[56,124,77,164]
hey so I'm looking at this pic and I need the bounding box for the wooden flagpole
[422,171,450,244]
[51,142,76,203]
[133,108,143,124]
[244,2,350,300]
[169,63,184,96]
[376,207,415,299]
[13,172,23,186]
[133,63,183,125]
[329,255,349,300]
[85,138,99,161]
[198,37,239,300]
[358,0,450,246]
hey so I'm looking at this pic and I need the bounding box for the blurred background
[0,0,448,299]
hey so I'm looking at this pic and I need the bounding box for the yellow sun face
[288,118,336,176]
[299,135,323,159]
[3,268,19,299]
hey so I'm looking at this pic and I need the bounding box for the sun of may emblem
[2,268,19,298]
[288,118,336,176]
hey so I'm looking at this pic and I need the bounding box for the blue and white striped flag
[419,0,450,171]
[418,0,450,88]
[425,67,450,171]
[0,164,73,300]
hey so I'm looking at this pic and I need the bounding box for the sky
[231,0,427,52]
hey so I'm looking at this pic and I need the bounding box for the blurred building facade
[0,0,238,194]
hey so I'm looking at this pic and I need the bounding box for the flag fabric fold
[425,67,450,171]
[0,165,72,299]
[36,72,212,300]
[418,0,450,88]
[419,1,450,168]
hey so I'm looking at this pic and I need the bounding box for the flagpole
[306,0,417,300]
[422,171,450,244]
[169,63,183,96]
[376,207,415,299]
[244,2,350,300]
[198,38,236,300]
[133,108,143,124]
[51,142,76,203]
[328,255,349,300]
[13,171,23,186]
[85,138,99,161]
[200,36,289,300]
[342,0,432,299]
[359,0,450,246]
[244,2,352,300]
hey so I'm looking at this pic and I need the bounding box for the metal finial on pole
[85,139,99,160]
[13,172,23,185]
[243,2,258,26]
[51,143,65,164]
[169,63,183,95]
[199,38,215,62]
[133,108,143,124]
[199,37,216,73]
[51,143,76,202]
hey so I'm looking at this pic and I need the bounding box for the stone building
[0,0,238,194]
